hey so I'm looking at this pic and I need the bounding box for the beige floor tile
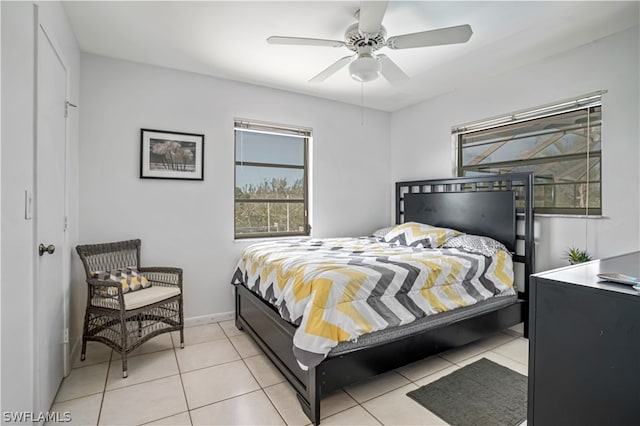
[320,389,358,419]
[458,351,529,376]
[106,349,179,390]
[190,390,285,425]
[362,383,447,425]
[395,355,455,382]
[73,341,112,368]
[219,319,244,337]
[171,323,226,347]
[176,338,240,373]
[181,360,260,409]
[439,341,489,364]
[229,333,262,358]
[243,354,285,388]
[475,331,519,350]
[414,365,461,387]
[507,322,525,336]
[100,375,187,425]
[112,333,174,359]
[343,371,411,403]
[493,337,529,365]
[264,382,310,426]
[55,362,109,403]
[142,411,191,425]
[47,393,102,425]
[321,405,382,425]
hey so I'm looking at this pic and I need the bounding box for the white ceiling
[62,1,639,112]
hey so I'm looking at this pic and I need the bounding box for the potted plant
[564,247,592,265]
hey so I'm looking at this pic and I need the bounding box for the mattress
[232,236,515,369]
[329,292,518,356]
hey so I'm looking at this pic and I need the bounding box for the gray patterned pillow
[442,235,509,257]
[371,226,394,238]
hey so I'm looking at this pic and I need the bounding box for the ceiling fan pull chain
[361,83,364,126]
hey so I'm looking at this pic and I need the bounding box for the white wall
[78,55,391,333]
[390,26,640,272]
[1,0,80,415]
[1,1,34,415]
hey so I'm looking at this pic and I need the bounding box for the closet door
[35,22,68,415]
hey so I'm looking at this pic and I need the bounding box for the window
[234,119,310,238]
[454,93,603,215]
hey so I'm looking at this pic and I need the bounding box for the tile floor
[49,321,529,426]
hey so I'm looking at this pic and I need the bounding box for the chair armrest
[139,267,183,289]
[87,277,124,291]
[86,278,125,308]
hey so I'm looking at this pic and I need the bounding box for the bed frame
[235,173,534,425]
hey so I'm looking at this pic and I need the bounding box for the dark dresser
[528,251,640,426]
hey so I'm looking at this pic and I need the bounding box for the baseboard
[184,310,234,327]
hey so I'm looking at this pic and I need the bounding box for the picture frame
[140,128,204,180]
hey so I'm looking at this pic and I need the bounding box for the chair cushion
[92,267,151,296]
[123,286,181,310]
[91,286,181,311]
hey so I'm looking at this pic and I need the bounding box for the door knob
[39,243,56,256]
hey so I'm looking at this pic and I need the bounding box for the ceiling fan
[267,0,473,85]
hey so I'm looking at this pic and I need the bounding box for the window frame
[453,92,604,216]
[234,119,311,239]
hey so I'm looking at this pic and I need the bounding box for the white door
[36,24,68,415]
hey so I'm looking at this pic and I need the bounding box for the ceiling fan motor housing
[344,23,386,51]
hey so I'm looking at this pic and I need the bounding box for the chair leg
[120,310,128,378]
[122,353,128,378]
[81,295,91,362]
[80,337,87,361]
[179,297,185,349]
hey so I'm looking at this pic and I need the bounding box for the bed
[232,173,534,425]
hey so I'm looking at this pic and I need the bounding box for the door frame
[33,6,71,414]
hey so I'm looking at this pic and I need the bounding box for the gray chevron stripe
[375,257,425,319]
[478,254,498,294]
[347,258,403,328]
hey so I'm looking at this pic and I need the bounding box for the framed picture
[140,129,204,180]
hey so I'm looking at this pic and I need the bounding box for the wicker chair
[76,239,184,377]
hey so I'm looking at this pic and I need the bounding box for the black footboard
[236,284,523,425]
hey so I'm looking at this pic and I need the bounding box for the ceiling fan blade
[358,0,388,34]
[309,55,353,83]
[267,36,345,48]
[378,55,409,86]
[387,24,473,49]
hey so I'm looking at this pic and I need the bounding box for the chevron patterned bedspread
[231,236,514,369]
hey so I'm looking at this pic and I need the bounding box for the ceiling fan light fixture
[349,55,381,82]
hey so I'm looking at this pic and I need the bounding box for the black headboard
[396,173,534,298]
[404,191,516,252]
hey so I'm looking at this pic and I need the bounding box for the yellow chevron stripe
[304,278,351,341]
[494,251,513,287]
[335,268,373,334]
[411,258,443,289]
[291,260,338,302]
[443,258,467,307]
[413,258,448,311]
[420,287,448,312]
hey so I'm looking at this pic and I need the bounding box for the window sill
[233,235,311,244]
[535,214,609,219]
